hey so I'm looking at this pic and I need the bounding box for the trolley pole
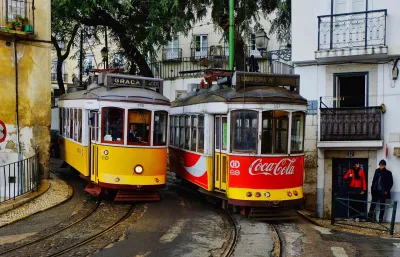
[228,0,234,70]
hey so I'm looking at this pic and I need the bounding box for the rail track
[221,210,239,257]
[0,200,102,256]
[271,223,285,257]
[49,204,135,256]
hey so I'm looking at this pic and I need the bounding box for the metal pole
[79,26,84,84]
[390,201,397,235]
[331,193,336,225]
[105,26,109,69]
[330,0,334,49]
[228,0,234,70]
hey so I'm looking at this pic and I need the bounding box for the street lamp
[255,28,269,53]
[100,47,108,69]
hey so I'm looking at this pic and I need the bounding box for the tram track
[48,204,135,257]
[221,210,239,257]
[0,199,102,256]
[271,223,285,257]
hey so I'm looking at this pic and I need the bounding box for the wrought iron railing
[0,0,35,34]
[0,153,41,203]
[320,106,382,141]
[150,57,294,79]
[51,73,68,82]
[318,9,387,50]
[162,48,183,61]
[189,46,265,59]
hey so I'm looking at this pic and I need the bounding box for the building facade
[293,0,400,221]
[0,0,51,174]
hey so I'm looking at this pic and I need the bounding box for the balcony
[318,106,383,149]
[51,73,68,83]
[316,10,387,60]
[0,0,35,38]
[162,48,182,61]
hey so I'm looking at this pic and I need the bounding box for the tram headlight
[287,191,293,197]
[246,192,252,197]
[134,165,143,174]
[293,190,298,196]
[255,192,261,198]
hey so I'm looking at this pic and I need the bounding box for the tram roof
[172,81,307,107]
[59,85,170,105]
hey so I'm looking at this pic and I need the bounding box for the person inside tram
[343,161,367,222]
[128,124,142,142]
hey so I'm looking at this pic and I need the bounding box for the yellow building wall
[0,0,52,177]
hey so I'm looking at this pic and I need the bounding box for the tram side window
[261,110,289,154]
[179,116,185,148]
[154,111,168,146]
[184,116,190,150]
[191,116,198,151]
[231,111,258,152]
[59,108,62,135]
[197,115,204,153]
[63,108,67,137]
[291,112,305,153]
[77,109,82,143]
[128,109,151,145]
[102,107,124,143]
[170,116,175,146]
[68,109,73,138]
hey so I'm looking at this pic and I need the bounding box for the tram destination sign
[232,71,299,91]
[106,74,163,93]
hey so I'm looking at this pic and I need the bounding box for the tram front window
[291,112,305,153]
[102,107,124,143]
[198,115,204,153]
[231,111,258,152]
[154,111,168,146]
[128,109,151,145]
[261,110,289,154]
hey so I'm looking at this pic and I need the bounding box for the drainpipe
[14,40,23,194]
[317,148,325,218]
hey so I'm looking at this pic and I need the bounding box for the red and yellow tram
[169,71,307,216]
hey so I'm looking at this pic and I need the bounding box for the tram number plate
[138,103,144,108]
[273,104,280,108]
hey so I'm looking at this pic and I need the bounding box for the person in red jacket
[343,161,367,222]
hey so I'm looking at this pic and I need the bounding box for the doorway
[214,115,228,191]
[334,73,368,108]
[332,158,368,218]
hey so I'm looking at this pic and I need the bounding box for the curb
[296,210,400,239]
[0,179,74,229]
[0,179,51,216]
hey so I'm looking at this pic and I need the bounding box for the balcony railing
[318,9,387,50]
[51,73,68,82]
[320,106,382,141]
[150,57,294,80]
[0,0,35,35]
[189,46,264,59]
[163,48,183,61]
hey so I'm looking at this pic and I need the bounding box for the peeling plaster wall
[0,0,51,180]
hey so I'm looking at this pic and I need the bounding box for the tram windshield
[231,111,258,153]
[261,110,289,154]
[102,107,124,143]
[291,112,305,153]
[128,109,151,145]
[154,111,168,146]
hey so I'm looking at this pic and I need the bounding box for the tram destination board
[106,74,163,93]
[232,71,299,91]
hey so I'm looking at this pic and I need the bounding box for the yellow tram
[169,71,307,218]
[58,71,170,201]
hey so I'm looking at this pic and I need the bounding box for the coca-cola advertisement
[228,155,304,189]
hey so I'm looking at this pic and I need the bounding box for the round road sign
[0,120,6,143]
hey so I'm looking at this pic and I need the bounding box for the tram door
[214,115,228,191]
[89,111,99,183]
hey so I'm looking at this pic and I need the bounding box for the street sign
[0,120,6,143]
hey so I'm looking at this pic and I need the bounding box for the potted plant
[14,15,23,23]
[5,18,14,29]
[22,17,29,25]
[13,20,23,31]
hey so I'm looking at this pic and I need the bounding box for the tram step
[84,183,102,196]
[114,190,160,202]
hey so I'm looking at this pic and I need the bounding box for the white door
[333,0,366,48]
[195,35,208,58]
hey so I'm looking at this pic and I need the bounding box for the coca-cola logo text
[248,158,296,176]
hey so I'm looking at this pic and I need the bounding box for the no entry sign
[0,120,6,143]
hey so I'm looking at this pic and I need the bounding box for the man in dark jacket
[368,160,393,223]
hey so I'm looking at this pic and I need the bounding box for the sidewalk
[0,175,73,228]
[298,209,400,238]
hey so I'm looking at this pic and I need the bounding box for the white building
[151,10,293,102]
[293,0,400,221]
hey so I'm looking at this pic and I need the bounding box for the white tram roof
[59,85,170,105]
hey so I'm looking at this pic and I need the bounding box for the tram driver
[128,124,142,142]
